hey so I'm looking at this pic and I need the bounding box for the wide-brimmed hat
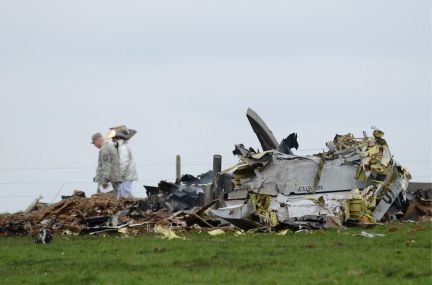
[103,130,116,140]
[110,125,137,140]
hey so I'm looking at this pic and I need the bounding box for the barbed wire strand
[0,159,430,171]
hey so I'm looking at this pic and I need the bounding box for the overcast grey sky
[0,0,430,212]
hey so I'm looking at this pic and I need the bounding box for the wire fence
[0,159,429,171]
[0,158,430,199]
[0,162,210,171]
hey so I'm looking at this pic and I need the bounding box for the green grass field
[0,222,431,285]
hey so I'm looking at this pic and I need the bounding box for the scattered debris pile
[0,190,221,237]
[144,171,214,212]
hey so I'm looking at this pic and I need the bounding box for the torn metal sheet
[210,202,261,230]
[232,150,366,197]
[224,190,249,200]
[276,193,345,221]
[374,176,409,221]
[277,133,299,155]
[246,108,279,151]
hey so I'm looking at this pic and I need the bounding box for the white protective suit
[116,139,138,198]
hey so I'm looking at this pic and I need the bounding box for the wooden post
[212,155,222,205]
[176,155,181,184]
[203,184,212,205]
[213,155,222,183]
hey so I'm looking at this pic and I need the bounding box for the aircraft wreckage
[210,108,413,230]
[1,109,428,238]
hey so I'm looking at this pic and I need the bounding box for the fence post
[176,155,181,184]
[212,154,222,206]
